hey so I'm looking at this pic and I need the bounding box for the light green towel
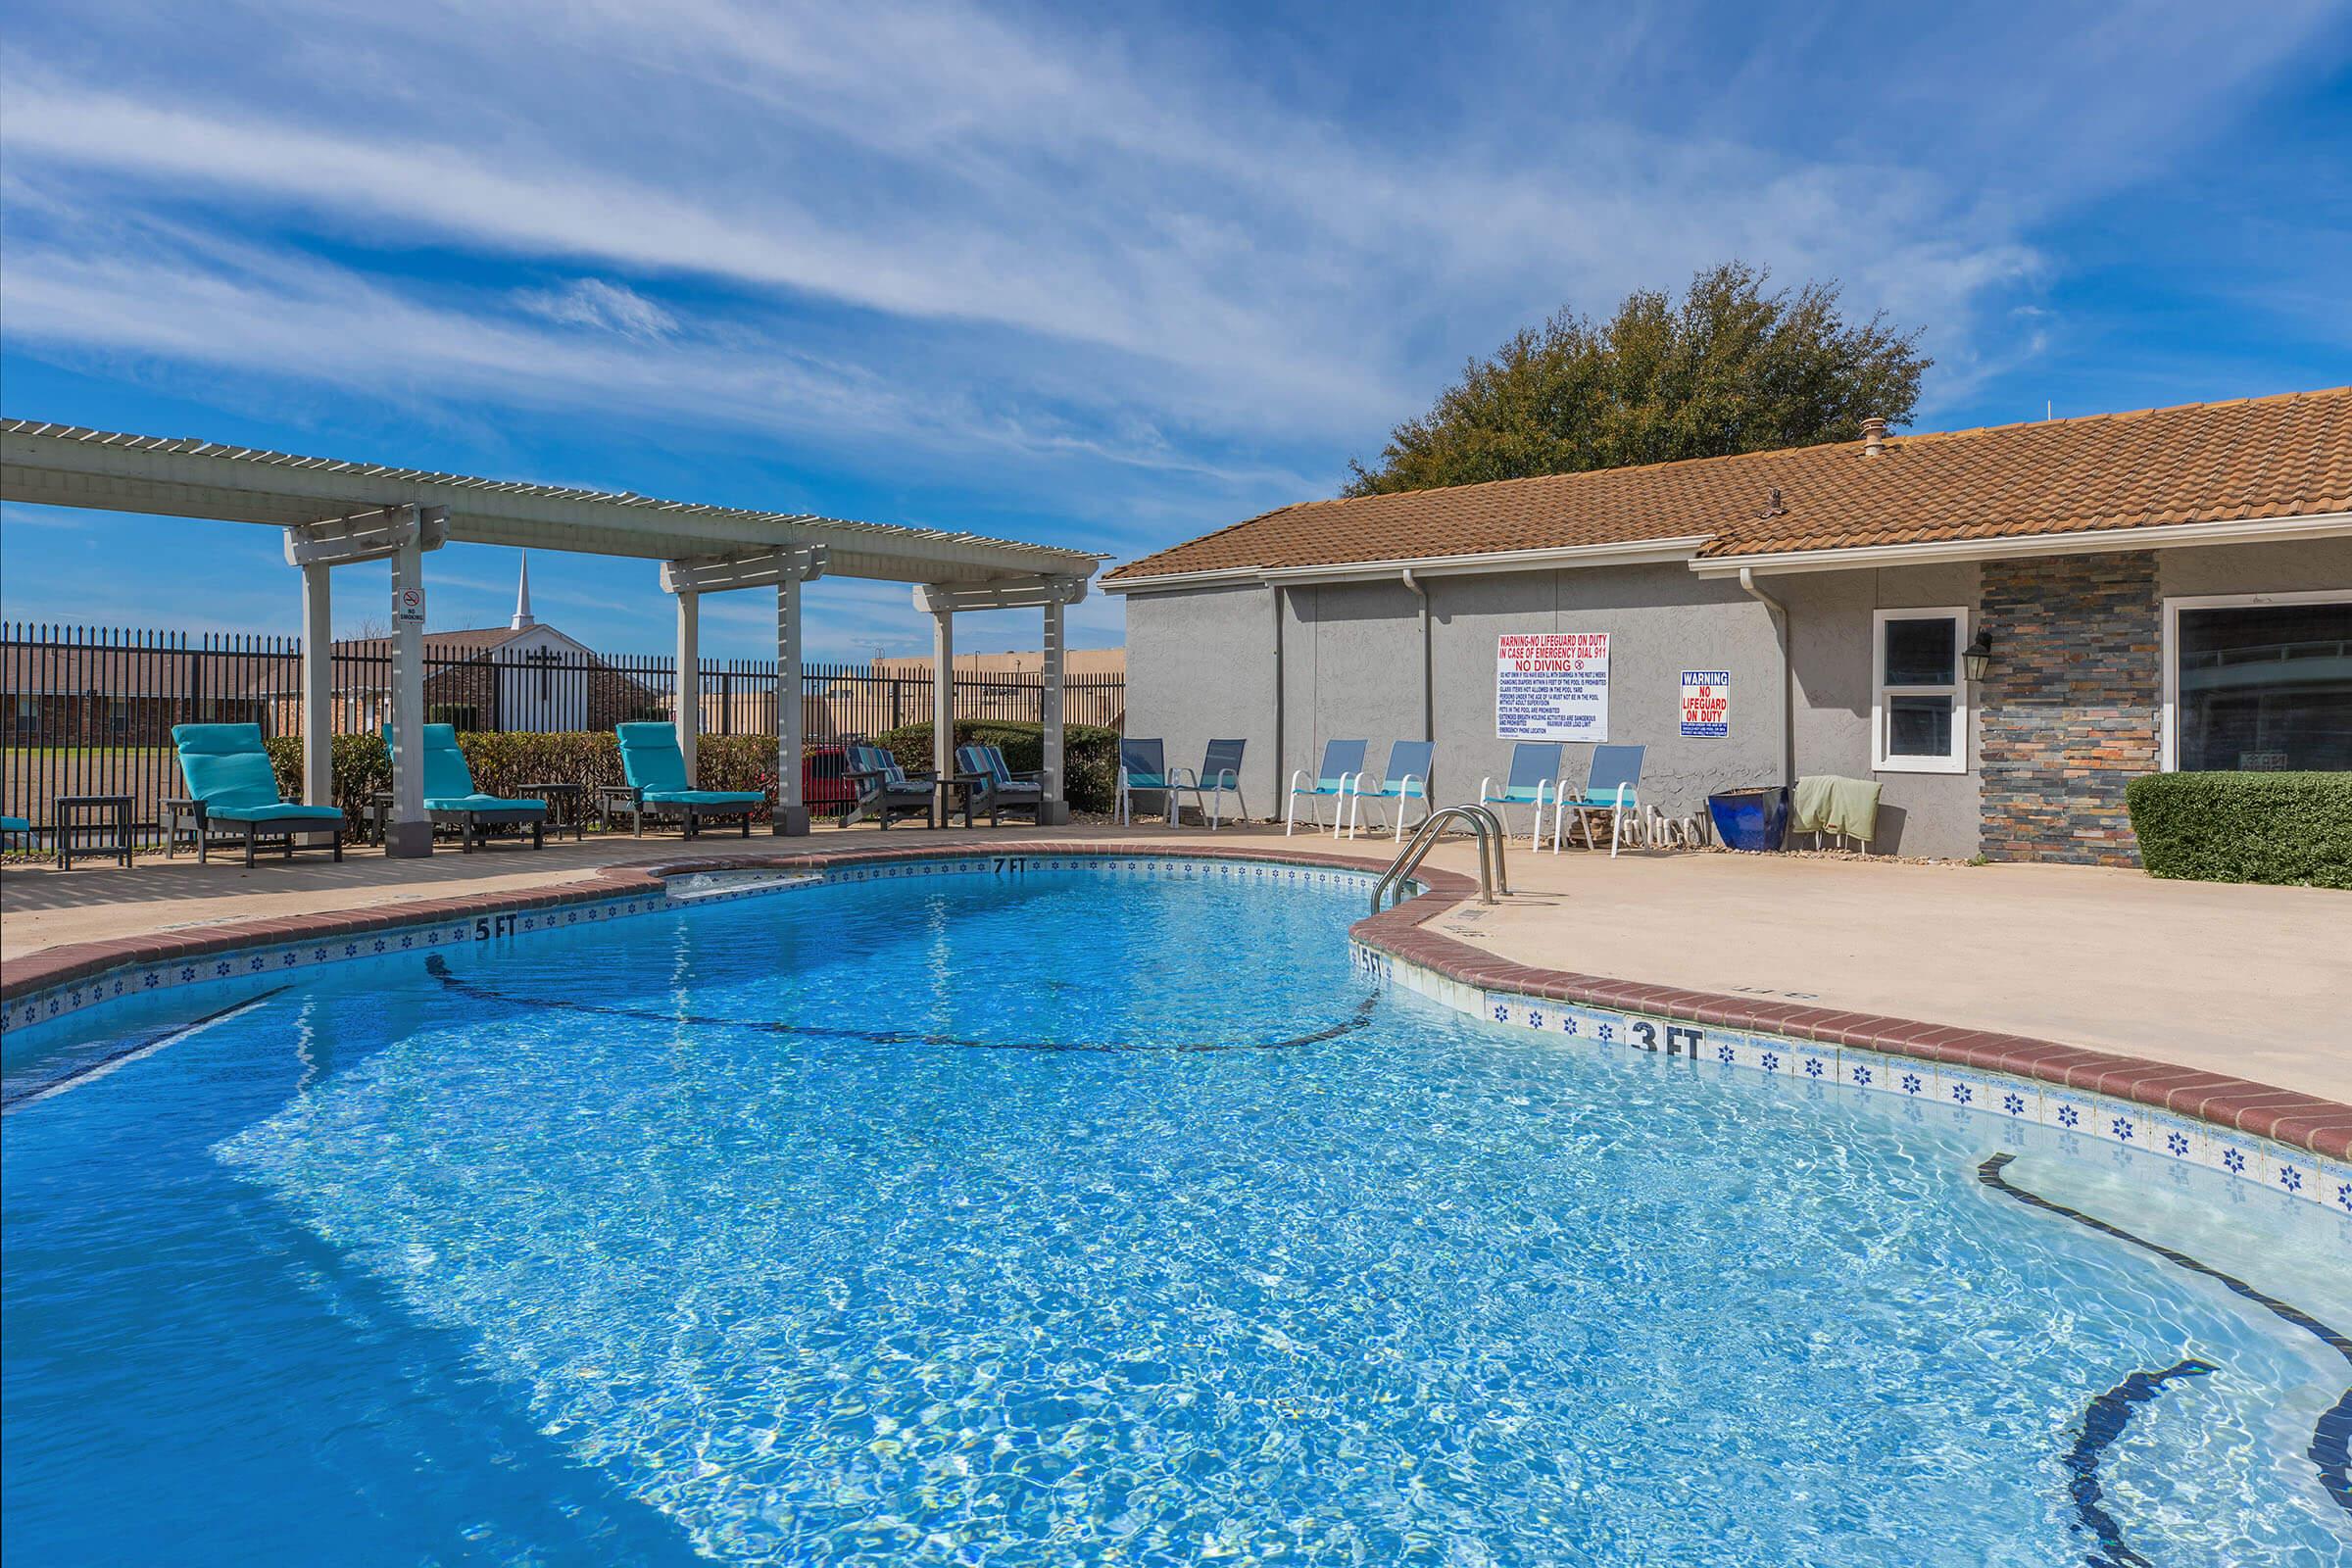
[1791,775,1882,843]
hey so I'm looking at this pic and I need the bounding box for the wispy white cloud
[0,0,2342,625]
[514,278,678,340]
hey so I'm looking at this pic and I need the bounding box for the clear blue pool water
[3,863,2345,1566]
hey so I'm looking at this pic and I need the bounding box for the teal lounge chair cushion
[427,793,546,814]
[0,814,30,833]
[209,802,346,824]
[380,725,545,813]
[172,723,286,810]
[616,722,694,794]
[642,789,765,808]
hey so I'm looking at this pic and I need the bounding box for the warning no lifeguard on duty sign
[1680,670,1730,738]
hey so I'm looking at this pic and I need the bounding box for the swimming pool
[3,858,2345,1564]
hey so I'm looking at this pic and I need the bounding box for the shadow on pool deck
[3,821,2345,1102]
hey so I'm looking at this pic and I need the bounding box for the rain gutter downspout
[1270,578,1285,810]
[1401,567,1432,742]
[1738,566,1795,784]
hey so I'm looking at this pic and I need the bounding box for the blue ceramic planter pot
[1707,786,1790,852]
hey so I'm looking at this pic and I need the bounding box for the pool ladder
[1370,805,1508,914]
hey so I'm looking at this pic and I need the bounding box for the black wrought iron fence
[0,623,1122,840]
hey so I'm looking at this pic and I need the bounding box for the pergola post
[1041,588,1069,824]
[285,504,443,858]
[775,568,807,835]
[300,562,332,808]
[384,514,430,858]
[931,605,955,817]
[674,589,701,782]
[658,546,828,833]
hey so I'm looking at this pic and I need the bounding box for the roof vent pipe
[1861,416,1887,458]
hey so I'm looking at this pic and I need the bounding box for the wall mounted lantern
[1962,629,1995,682]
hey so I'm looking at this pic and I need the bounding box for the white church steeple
[511,551,537,630]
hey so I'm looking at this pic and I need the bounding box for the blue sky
[3,0,2348,660]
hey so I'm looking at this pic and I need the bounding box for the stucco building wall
[1121,540,2352,863]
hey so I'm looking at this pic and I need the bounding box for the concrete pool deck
[3,823,2345,1103]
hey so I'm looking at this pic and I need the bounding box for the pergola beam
[660,545,829,594]
[911,575,1089,614]
[282,505,449,567]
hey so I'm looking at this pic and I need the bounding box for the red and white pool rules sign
[1495,632,1609,741]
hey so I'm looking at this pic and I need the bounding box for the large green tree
[1344,263,1930,496]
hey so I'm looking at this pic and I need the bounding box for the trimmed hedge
[255,725,1127,832]
[2125,771,2352,890]
[875,720,1122,814]
[262,731,795,834]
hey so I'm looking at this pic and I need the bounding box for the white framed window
[1872,607,1969,774]
[2162,589,2352,772]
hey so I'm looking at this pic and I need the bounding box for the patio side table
[934,776,978,830]
[54,793,134,870]
[529,782,587,842]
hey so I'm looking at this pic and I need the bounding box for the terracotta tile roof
[1104,387,2352,582]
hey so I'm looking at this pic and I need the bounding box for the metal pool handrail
[1371,805,1507,914]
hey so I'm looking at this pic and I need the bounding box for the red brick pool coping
[5,838,2346,1163]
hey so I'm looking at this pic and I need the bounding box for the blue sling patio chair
[164,722,346,866]
[1555,744,1646,857]
[1340,740,1434,842]
[612,722,767,839]
[1284,739,1368,837]
[377,724,548,852]
[1477,742,1563,850]
[1167,738,1247,829]
[956,743,1044,825]
[845,742,937,829]
[1116,738,1173,825]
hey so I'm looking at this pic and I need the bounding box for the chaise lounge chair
[610,722,766,839]
[1117,738,1173,825]
[1478,742,1563,851]
[164,723,346,866]
[1554,744,1645,856]
[379,724,548,852]
[1168,738,1247,829]
[846,742,938,829]
[1340,740,1433,842]
[1284,739,1368,837]
[956,743,1044,825]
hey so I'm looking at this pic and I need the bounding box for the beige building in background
[867,648,1126,680]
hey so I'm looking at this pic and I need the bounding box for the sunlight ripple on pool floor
[6,868,2345,1565]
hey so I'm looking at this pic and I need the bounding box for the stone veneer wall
[1978,551,2160,866]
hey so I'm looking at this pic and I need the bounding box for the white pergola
[1,420,1102,854]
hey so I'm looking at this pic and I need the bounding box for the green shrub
[876,720,1122,813]
[262,730,806,833]
[2125,771,2352,889]
[265,732,390,835]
